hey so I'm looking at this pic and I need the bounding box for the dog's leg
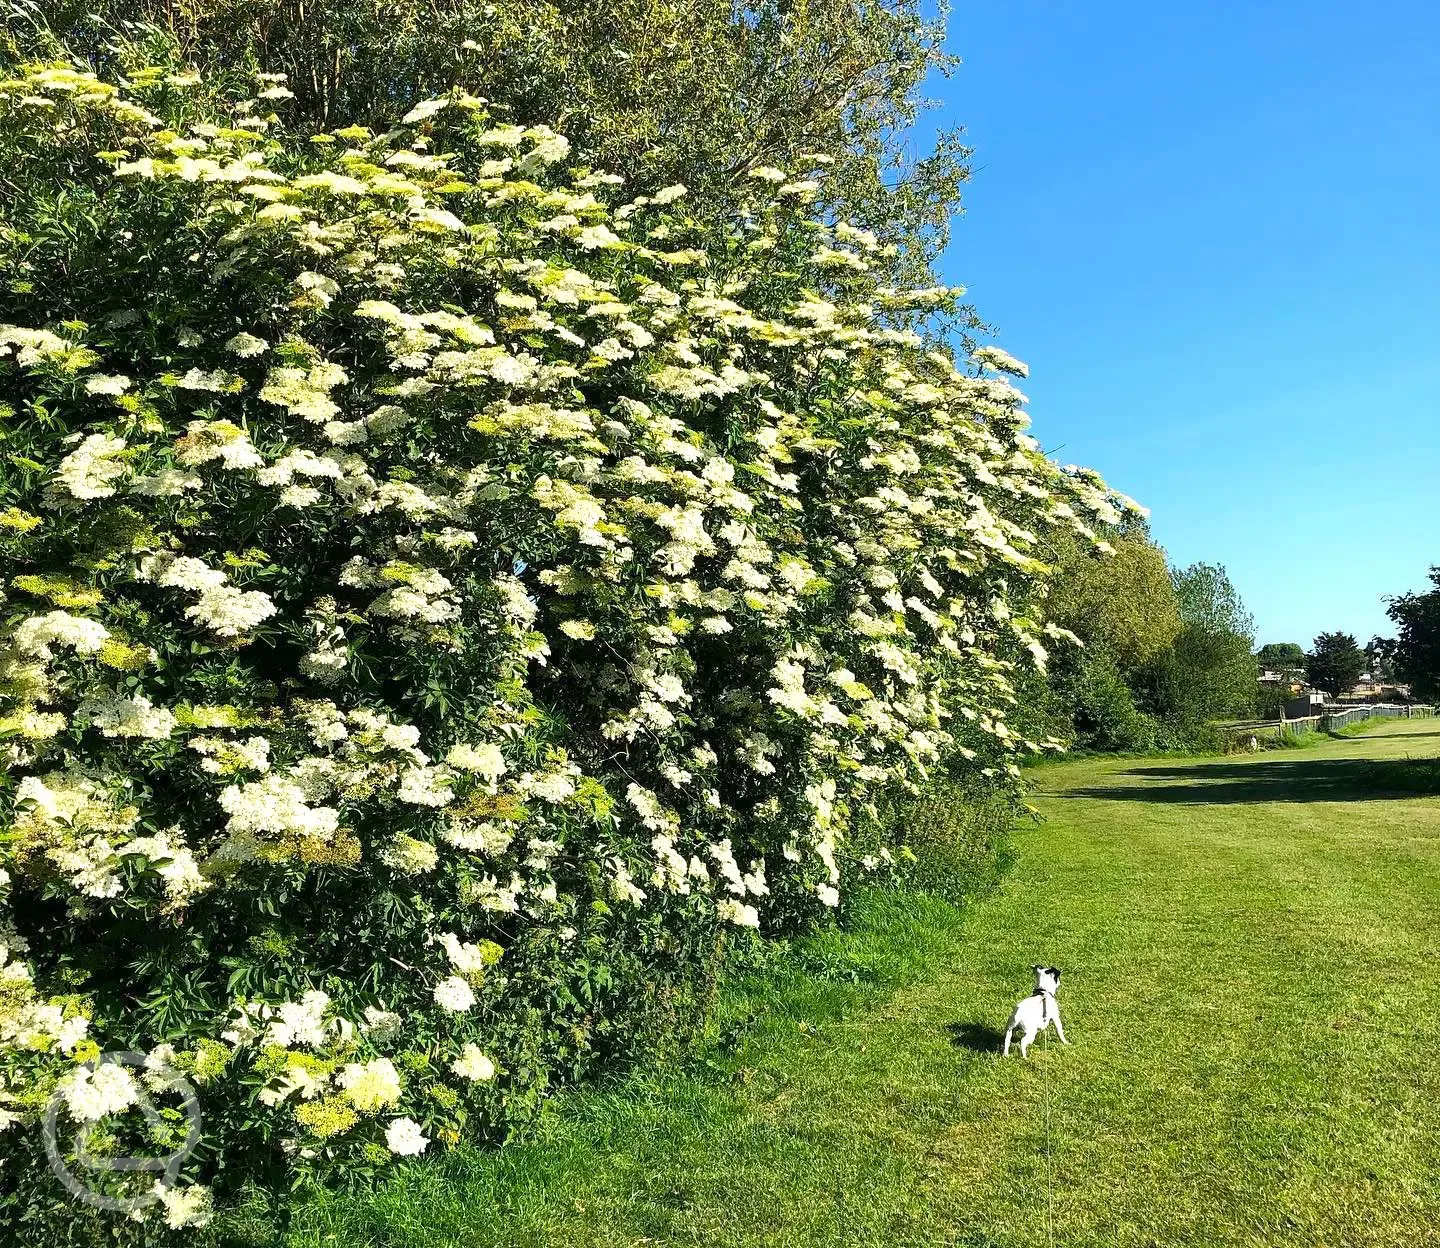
[1001,1022,1013,1056]
[1019,1025,1034,1059]
[1052,1006,1069,1045]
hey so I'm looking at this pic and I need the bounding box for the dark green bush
[889,774,1018,905]
[1058,652,1161,754]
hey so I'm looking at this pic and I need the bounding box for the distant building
[1260,668,1304,692]
[1283,692,1327,719]
[1337,675,1412,702]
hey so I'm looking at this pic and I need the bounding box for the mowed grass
[249,720,1440,1248]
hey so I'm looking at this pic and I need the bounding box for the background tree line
[1376,568,1440,701]
[1013,522,1261,753]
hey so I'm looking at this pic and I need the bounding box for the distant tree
[1256,642,1305,670]
[1018,523,1183,751]
[1134,563,1257,724]
[1172,562,1255,641]
[1030,550,1265,746]
[1385,569,1440,700]
[1305,632,1366,698]
[1044,526,1182,672]
[1365,635,1398,683]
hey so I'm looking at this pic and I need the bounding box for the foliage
[1255,641,1304,670]
[16,0,970,290]
[1043,525,1180,674]
[1384,568,1440,700]
[1132,563,1257,728]
[1272,722,1323,749]
[885,772,1016,905]
[1031,545,1259,750]
[1305,631,1365,699]
[0,48,1125,1236]
[1170,561,1254,641]
[1253,679,1293,721]
[1048,651,1159,754]
[1015,521,1173,753]
[1135,631,1256,727]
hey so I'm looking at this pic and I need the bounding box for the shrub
[1253,680,1292,721]
[0,51,1125,1236]
[890,773,1017,904]
[1056,652,1160,754]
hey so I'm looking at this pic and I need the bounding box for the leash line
[1044,1035,1055,1248]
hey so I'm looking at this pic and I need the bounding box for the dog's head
[1032,965,1061,995]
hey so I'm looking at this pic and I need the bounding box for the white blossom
[433,975,476,1012]
[385,1116,429,1155]
[450,1044,496,1081]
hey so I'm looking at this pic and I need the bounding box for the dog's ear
[1031,964,1043,973]
[1050,967,1062,979]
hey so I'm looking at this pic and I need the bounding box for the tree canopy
[15,0,971,289]
[1305,632,1365,698]
[1256,641,1305,669]
[1131,563,1257,726]
[1172,562,1254,642]
[1384,569,1440,700]
[1044,525,1181,673]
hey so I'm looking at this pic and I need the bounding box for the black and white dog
[1002,965,1068,1058]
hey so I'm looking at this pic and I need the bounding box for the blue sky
[932,0,1440,648]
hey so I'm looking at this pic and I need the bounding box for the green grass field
[242,719,1440,1247]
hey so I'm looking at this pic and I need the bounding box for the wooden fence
[1219,703,1435,750]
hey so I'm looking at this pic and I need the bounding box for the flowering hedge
[0,49,1131,1235]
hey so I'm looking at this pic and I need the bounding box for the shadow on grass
[945,1020,1005,1053]
[1062,755,1440,805]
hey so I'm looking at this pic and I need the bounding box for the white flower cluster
[52,433,130,500]
[138,552,277,638]
[217,775,340,844]
[12,610,110,659]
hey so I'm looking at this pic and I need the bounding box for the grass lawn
[235,719,1440,1247]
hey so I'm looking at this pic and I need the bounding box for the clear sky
[932,0,1440,649]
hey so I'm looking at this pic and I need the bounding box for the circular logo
[42,1051,203,1214]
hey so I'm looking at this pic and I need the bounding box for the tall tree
[1172,562,1255,641]
[15,0,971,288]
[1044,525,1181,672]
[1385,568,1440,700]
[1305,632,1366,698]
[1016,523,1179,752]
[1134,563,1257,724]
